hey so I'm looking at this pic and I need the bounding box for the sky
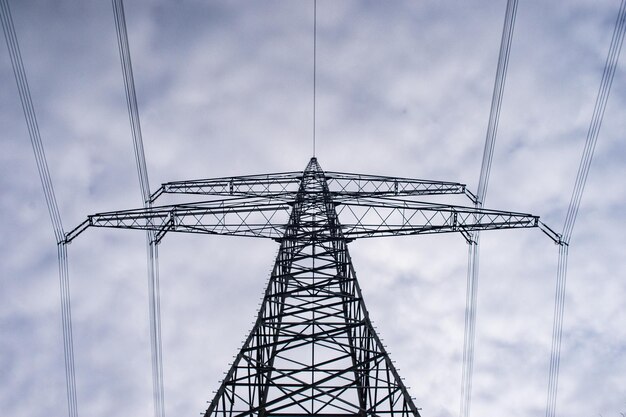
[1,1,625,417]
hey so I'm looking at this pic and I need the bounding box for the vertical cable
[460,2,517,417]
[1,1,78,416]
[545,2,625,416]
[112,2,165,417]
[313,0,317,157]
[57,243,78,417]
[545,244,568,417]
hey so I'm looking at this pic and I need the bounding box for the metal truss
[65,197,537,244]
[65,166,535,245]
[148,171,476,203]
[66,157,546,417]
[204,158,420,417]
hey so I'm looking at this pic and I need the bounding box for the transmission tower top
[65,157,542,245]
[65,158,549,416]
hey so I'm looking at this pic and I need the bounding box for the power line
[546,1,625,416]
[313,0,317,157]
[476,0,518,205]
[460,2,518,417]
[0,1,78,416]
[112,0,151,202]
[112,2,165,417]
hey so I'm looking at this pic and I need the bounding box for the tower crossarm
[325,171,476,202]
[335,197,539,242]
[149,171,477,203]
[64,197,539,244]
[64,197,292,243]
[149,172,303,202]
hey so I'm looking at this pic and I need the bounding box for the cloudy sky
[1,1,625,416]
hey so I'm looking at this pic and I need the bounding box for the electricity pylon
[66,157,546,417]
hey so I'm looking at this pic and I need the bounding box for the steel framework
[66,157,546,417]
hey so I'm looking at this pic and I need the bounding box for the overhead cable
[313,0,317,157]
[112,2,165,417]
[460,2,518,417]
[112,0,150,202]
[546,1,625,416]
[1,1,78,416]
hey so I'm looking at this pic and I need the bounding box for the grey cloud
[1,1,625,417]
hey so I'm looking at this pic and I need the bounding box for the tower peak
[305,156,322,173]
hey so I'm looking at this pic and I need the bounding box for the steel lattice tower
[206,158,418,417]
[66,157,548,416]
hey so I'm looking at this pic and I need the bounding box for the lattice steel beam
[149,171,475,203]
[64,197,537,244]
[203,158,420,417]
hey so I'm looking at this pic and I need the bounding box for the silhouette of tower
[66,157,542,416]
[205,158,420,417]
